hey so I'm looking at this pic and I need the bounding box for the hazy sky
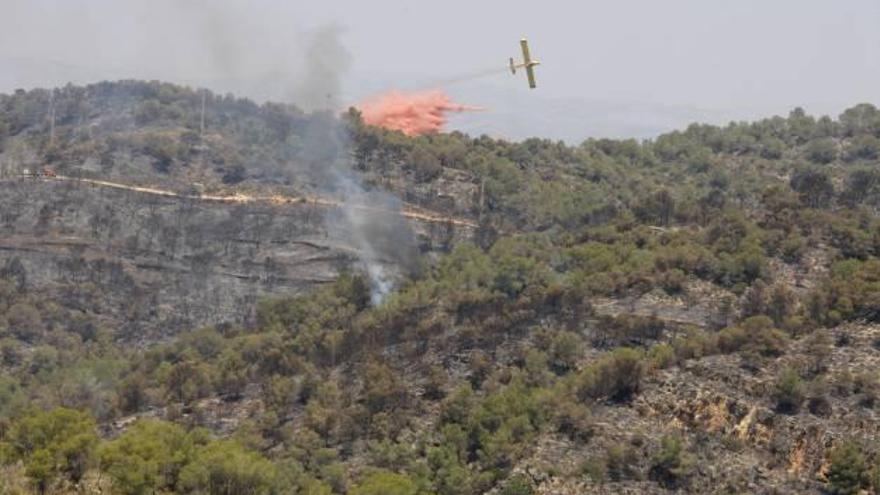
[2,0,879,140]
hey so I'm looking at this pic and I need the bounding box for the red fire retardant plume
[357,90,482,136]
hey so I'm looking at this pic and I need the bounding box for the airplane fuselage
[510,38,539,88]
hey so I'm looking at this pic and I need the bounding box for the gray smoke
[0,0,419,304]
[184,5,349,111]
[0,0,341,106]
[324,175,421,305]
[296,25,352,112]
[293,30,419,304]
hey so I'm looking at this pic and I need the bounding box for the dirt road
[23,175,479,228]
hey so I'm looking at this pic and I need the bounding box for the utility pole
[200,89,206,138]
[199,89,208,174]
[48,88,56,146]
[478,177,485,220]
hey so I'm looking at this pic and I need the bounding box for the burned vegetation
[3,82,880,494]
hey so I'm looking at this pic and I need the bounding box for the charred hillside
[0,81,478,339]
[0,177,463,341]
[4,82,880,494]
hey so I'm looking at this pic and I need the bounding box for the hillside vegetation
[3,81,880,494]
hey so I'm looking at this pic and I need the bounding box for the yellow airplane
[509,38,540,89]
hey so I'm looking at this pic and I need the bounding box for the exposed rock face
[0,178,471,341]
[496,322,880,495]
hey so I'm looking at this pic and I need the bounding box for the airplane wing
[519,38,537,88]
[525,65,537,89]
[520,39,532,65]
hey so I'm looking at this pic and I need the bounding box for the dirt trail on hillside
[29,176,479,228]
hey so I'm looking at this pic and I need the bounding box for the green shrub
[179,440,280,495]
[649,434,694,489]
[805,138,837,164]
[647,343,676,369]
[774,367,805,414]
[350,470,418,495]
[3,408,99,492]
[717,316,788,357]
[100,419,203,495]
[500,473,534,495]
[580,456,606,483]
[578,348,645,402]
[826,442,868,495]
[605,442,640,482]
[548,331,582,373]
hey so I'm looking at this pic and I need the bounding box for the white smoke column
[326,172,418,305]
[292,28,420,305]
[334,175,391,304]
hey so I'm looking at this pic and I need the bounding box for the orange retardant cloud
[357,90,483,136]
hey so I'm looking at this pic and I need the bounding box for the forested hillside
[3,81,880,494]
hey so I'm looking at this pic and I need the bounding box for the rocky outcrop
[0,178,473,341]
